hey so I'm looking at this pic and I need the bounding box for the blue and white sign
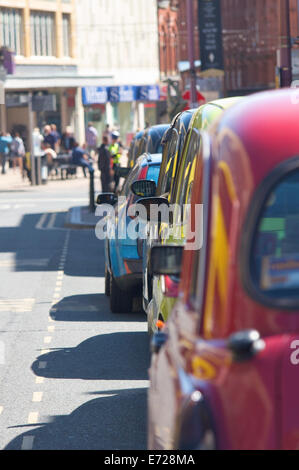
[108,85,138,103]
[82,86,108,105]
[82,84,160,105]
[137,85,160,101]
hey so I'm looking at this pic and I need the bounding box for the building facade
[0,0,161,148]
[75,0,160,143]
[0,0,81,145]
[222,0,299,94]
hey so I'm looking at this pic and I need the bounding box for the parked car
[140,98,242,335]
[128,130,145,168]
[97,153,162,313]
[147,88,299,450]
[138,124,169,161]
[141,109,196,321]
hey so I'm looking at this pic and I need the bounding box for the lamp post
[278,0,292,87]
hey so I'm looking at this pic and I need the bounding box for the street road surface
[0,175,149,450]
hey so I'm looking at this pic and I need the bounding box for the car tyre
[110,275,133,313]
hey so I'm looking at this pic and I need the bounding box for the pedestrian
[0,132,13,175]
[10,132,25,176]
[43,143,57,176]
[109,131,123,191]
[103,124,112,145]
[71,142,94,178]
[43,125,56,151]
[98,136,113,192]
[50,124,61,153]
[85,122,98,156]
[32,128,44,158]
[61,126,76,153]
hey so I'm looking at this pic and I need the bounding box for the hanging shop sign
[82,85,161,105]
[138,85,160,101]
[32,94,57,112]
[82,86,108,106]
[198,0,224,77]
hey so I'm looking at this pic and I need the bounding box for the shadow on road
[32,331,150,381]
[5,387,148,450]
[50,294,146,322]
[0,212,105,276]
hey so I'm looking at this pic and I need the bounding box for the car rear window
[252,169,299,298]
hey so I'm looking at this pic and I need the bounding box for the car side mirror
[96,193,117,206]
[149,244,184,276]
[136,197,169,222]
[131,179,157,198]
[115,167,131,178]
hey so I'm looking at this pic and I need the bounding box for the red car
[148,89,299,450]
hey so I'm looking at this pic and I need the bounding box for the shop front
[82,84,160,145]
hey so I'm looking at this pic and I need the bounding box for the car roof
[215,89,299,190]
[191,96,243,131]
[138,153,162,167]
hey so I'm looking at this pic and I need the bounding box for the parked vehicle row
[97,88,299,450]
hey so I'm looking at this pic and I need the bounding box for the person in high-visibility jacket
[109,131,123,191]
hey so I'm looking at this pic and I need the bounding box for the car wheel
[105,266,111,296]
[110,275,133,313]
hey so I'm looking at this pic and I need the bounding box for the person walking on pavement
[98,136,113,192]
[71,142,94,178]
[85,122,98,156]
[109,131,123,192]
[10,132,25,176]
[0,132,13,174]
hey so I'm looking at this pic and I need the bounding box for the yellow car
[147,97,242,334]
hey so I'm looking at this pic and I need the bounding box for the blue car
[104,153,162,313]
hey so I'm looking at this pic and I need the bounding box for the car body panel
[149,97,243,334]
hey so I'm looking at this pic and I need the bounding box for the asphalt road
[0,174,150,450]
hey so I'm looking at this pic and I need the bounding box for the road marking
[27,412,39,424]
[35,213,48,230]
[21,436,35,450]
[0,406,3,415]
[41,349,50,355]
[0,259,49,268]
[44,337,52,344]
[47,213,57,229]
[32,392,43,403]
[48,326,55,333]
[0,299,35,312]
[35,377,44,384]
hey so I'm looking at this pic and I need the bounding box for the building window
[62,14,71,57]
[0,8,23,56]
[30,11,55,57]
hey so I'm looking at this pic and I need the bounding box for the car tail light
[138,166,148,180]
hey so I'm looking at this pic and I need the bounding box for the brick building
[221,0,299,94]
